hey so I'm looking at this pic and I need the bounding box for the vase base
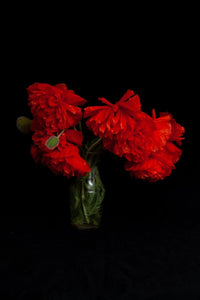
[71,222,100,230]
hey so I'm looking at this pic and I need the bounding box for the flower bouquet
[17,83,185,230]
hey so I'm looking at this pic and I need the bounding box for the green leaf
[16,116,32,134]
[45,136,60,149]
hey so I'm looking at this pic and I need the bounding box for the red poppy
[102,118,158,163]
[31,128,91,178]
[84,90,156,159]
[27,83,185,182]
[124,110,185,181]
[84,90,154,138]
[125,142,183,182]
[27,83,86,131]
[152,109,185,147]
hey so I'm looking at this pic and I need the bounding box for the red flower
[102,120,157,163]
[125,142,183,182]
[31,128,91,178]
[27,83,185,182]
[27,83,87,131]
[152,109,185,147]
[125,110,185,181]
[84,90,156,159]
[84,90,153,138]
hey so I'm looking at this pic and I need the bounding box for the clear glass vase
[69,152,105,230]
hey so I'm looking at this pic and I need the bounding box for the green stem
[85,138,102,160]
[57,129,66,138]
[81,180,89,224]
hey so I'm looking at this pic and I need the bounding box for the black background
[1,27,200,298]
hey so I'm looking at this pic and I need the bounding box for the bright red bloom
[102,120,157,163]
[152,109,185,147]
[125,110,185,181]
[26,83,185,182]
[84,90,153,139]
[27,82,90,178]
[27,83,87,131]
[85,90,185,181]
[125,142,183,182]
[84,90,156,160]
[31,128,91,178]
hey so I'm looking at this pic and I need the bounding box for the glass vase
[69,158,105,230]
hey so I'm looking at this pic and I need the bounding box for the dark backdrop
[1,56,200,299]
